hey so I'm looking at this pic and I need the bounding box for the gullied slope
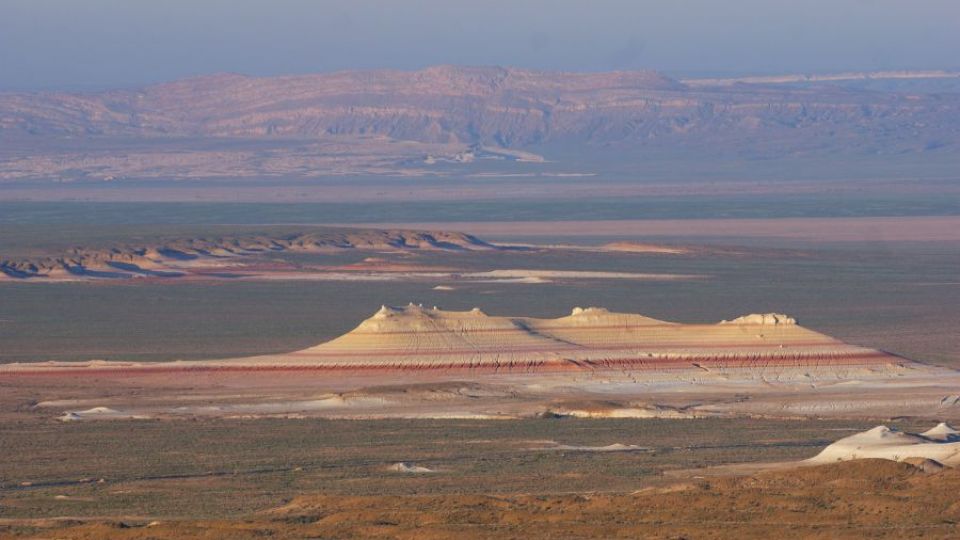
[0,305,917,378]
[269,305,903,374]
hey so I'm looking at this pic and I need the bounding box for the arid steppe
[1,202,959,539]
[5,3,960,537]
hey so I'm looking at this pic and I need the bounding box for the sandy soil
[4,459,959,539]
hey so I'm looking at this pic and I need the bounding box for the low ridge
[0,229,493,279]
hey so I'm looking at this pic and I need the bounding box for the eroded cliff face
[0,303,916,380]
[274,304,906,375]
[2,65,958,179]
[1,67,681,143]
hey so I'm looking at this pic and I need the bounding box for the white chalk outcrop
[387,462,435,473]
[274,305,895,374]
[809,424,960,467]
[2,305,914,379]
[58,406,150,421]
[720,313,796,325]
[921,422,960,442]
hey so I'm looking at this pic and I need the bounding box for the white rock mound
[387,462,435,473]
[809,423,960,467]
[921,422,960,442]
[540,443,650,452]
[721,313,797,325]
[58,406,149,421]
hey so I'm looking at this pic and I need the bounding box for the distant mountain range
[1,66,958,181]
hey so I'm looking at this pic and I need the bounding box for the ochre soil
[5,460,960,539]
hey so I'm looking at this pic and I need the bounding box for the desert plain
[3,5,960,535]
[1,198,959,539]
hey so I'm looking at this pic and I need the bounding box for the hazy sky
[1,0,958,91]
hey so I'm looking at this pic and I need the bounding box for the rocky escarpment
[0,67,681,143]
[0,228,494,279]
[3,65,953,148]
[2,65,958,180]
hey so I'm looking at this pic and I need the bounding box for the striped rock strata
[269,305,901,372]
[1,305,917,379]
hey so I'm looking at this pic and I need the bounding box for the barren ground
[2,205,958,538]
[2,425,958,539]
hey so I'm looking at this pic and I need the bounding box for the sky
[1,0,958,91]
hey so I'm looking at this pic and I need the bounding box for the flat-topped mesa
[570,307,607,316]
[269,304,907,374]
[372,303,488,320]
[0,305,924,378]
[554,307,674,336]
[330,304,546,361]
